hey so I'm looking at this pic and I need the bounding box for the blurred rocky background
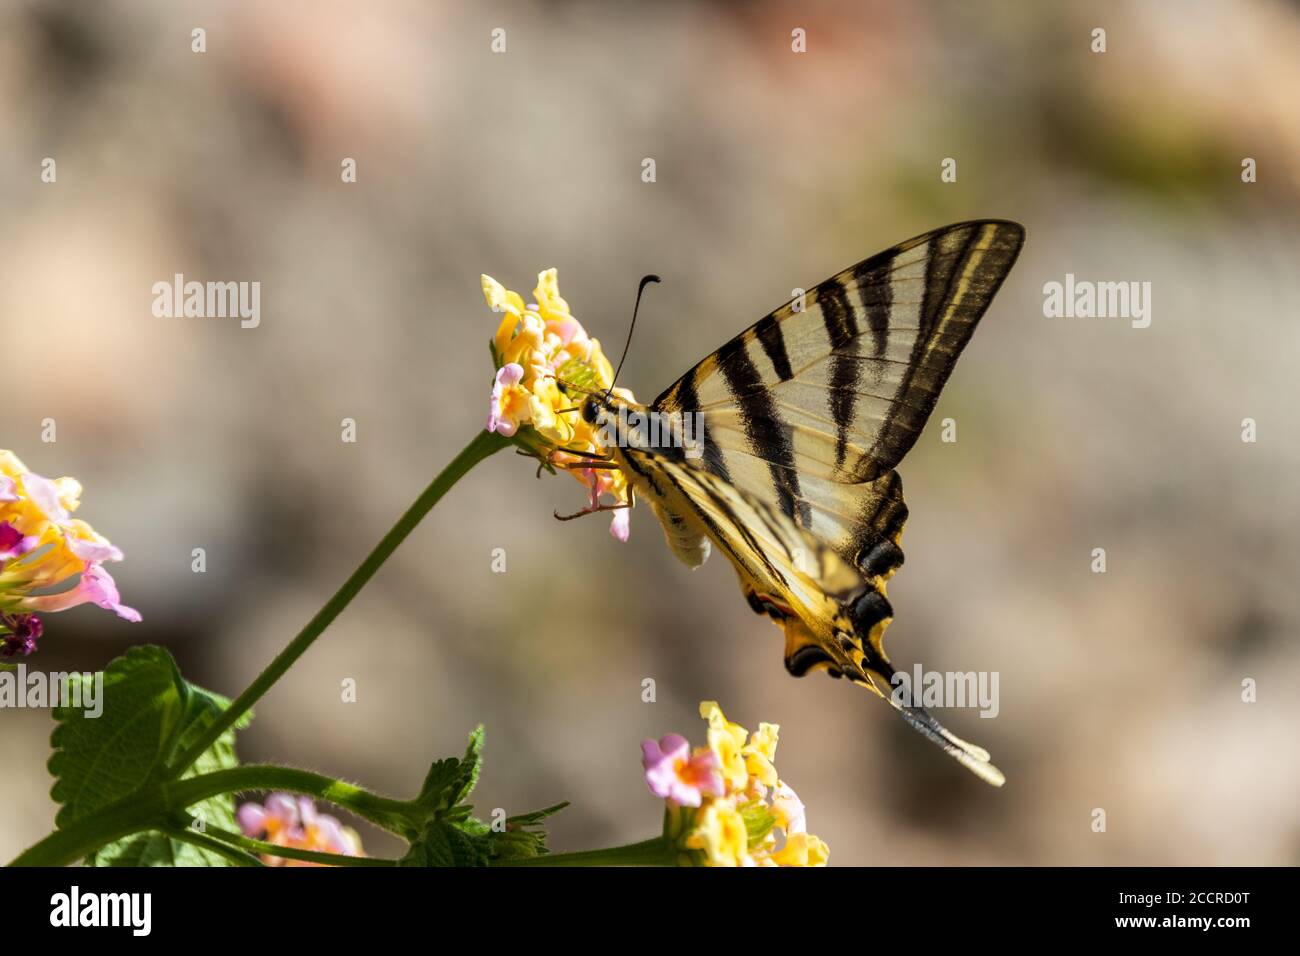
[1,0,1297,864]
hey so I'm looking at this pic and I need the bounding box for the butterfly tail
[884,692,1006,787]
[854,665,1006,787]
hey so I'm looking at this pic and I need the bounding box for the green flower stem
[198,824,397,867]
[9,789,171,867]
[166,765,419,833]
[493,836,676,867]
[162,825,263,867]
[165,429,511,778]
[10,764,419,867]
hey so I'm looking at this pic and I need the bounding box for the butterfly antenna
[605,274,660,401]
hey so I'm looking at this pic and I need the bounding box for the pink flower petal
[609,509,630,542]
[298,796,322,827]
[21,564,141,622]
[496,363,524,387]
[237,803,268,837]
[67,535,124,563]
[19,473,68,523]
[641,734,721,806]
[311,815,352,854]
[547,316,581,346]
[642,733,691,800]
[265,793,300,825]
[487,363,525,436]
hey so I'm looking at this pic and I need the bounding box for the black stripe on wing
[754,314,795,383]
[673,368,732,485]
[714,335,810,525]
[820,280,859,471]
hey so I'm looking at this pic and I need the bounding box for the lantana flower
[0,451,139,656]
[481,269,635,541]
[641,733,724,808]
[643,700,830,867]
[237,793,364,866]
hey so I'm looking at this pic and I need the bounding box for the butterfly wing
[653,220,1024,576]
[621,445,1005,786]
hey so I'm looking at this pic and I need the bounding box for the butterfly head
[579,394,608,427]
[580,391,637,451]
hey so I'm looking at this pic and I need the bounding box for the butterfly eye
[581,397,600,425]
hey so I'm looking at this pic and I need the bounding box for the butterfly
[576,221,1024,786]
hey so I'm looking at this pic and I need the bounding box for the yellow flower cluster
[482,269,636,539]
[674,701,830,867]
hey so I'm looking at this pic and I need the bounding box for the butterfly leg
[554,460,621,470]
[552,446,614,461]
[553,502,631,522]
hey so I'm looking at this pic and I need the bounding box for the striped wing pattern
[623,448,866,622]
[654,220,1025,576]
[624,447,1007,787]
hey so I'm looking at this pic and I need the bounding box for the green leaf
[47,645,250,866]
[400,820,491,868]
[414,725,484,816]
[488,802,569,861]
[403,728,566,866]
[503,801,569,828]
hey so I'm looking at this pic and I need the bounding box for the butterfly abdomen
[650,499,712,568]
